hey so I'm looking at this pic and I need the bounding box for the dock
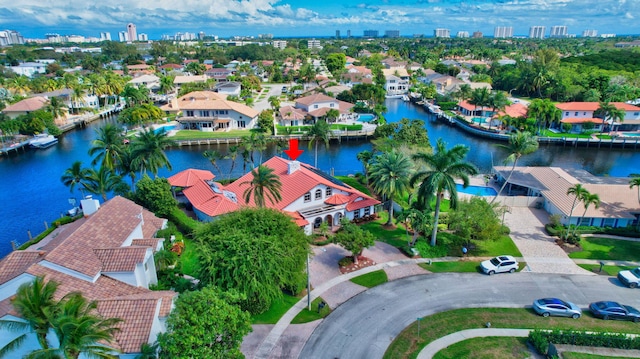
[0,137,30,155]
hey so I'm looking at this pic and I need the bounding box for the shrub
[338,256,354,267]
[414,241,448,258]
[548,214,562,228]
[167,207,200,236]
[528,330,550,355]
[529,329,640,356]
[500,225,511,235]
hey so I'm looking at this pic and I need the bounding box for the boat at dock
[29,134,58,149]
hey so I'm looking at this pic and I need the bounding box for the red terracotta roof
[346,196,380,211]
[3,96,48,113]
[96,298,157,353]
[458,100,488,112]
[0,251,45,285]
[279,106,307,120]
[560,118,602,124]
[556,102,640,112]
[159,63,183,69]
[325,194,351,205]
[94,247,149,272]
[131,238,163,251]
[296,93,338,106]
[498,102,528,118]
[284,211,310,226]
[168,168,215,187]
[181,179,240,217]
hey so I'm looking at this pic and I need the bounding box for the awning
[214,119,231,123]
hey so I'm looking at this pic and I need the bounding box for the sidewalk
[415,328,534,359]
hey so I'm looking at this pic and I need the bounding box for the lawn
[360,213,412,248]
[335,175,371,196]
[470,235,522,257]
[384,308,640,359]
[291,296,332,324]
[251,293,300,324]
[577,264,636,276]
[562,353,630,359]
[420,261,481,273]
[434,336,531,359]
[171,129,254,140]
[350,270,388,288]
[179,238,201,277]
[568,237,640,262]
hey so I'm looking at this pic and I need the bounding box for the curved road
[299,273,640,359]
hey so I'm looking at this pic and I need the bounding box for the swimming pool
[620,132,640,137]
[471,117,487,124]
[456,183,498,196]
[358,114,376,122]
[153,125,176,134]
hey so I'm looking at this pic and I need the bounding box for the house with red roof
[168,157,380,234]
[556,102,640,132]
[0,196,176,358]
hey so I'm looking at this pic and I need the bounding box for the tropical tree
[567,184,589,231]
[630,176,640,204]
[225,145,239,180]
[0,277,59,355]
[468,87,490,117]
[411,139,478,246]
[46,96,67,121]
[158,76,174,95]
[597,101,625,135]
[397,208,431,247]
[307,119,331,168]
[84,166,127,201]
[527,99,561,133]
[325,108,340,124]
[575,193,600,235]
[333,219,375,264]
[268,95,280,112]
[368,151,413,226]
[203,150,223,176]
[115,146,140,190]
[61,161,90,197]
[487,91,508,130]
[89,124,125,170]
[457,83,472,102]
[130,128,175,177]
[356,150,373,181]
[240,165,282,208]
[492,131,539,203]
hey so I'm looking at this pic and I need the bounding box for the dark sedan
[589,301,640,322]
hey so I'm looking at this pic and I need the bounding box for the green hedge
[167,207,200,237]
[529,329,640,357]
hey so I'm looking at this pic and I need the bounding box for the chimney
[288,160,300,175]
[80,195,100,216]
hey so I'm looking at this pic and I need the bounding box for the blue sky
[1,0,637,39]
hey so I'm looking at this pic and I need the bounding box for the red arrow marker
[284,138,304,161]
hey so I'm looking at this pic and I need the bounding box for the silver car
[533,298,582,319]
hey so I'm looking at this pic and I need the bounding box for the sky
[1,0,637,40]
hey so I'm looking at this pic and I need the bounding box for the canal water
[1,99,640,258]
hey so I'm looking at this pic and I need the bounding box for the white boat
[29,134,58,149]
[402,95,410,101]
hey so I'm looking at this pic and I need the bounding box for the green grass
[577,264,636,276]
[434,336,530,359]
[420,261,482,273]
[360,213,413,248]
[171,129,254,140]
[384,308,640,359]
[335,175,371,196]
[471,235,522,257]
[540,130,593,139]
[350,270,388,288]
[568,237,640,262]
[178,238,201,277]
[562,353,630,359]
[251,293,301,324]
[291,296,331,324]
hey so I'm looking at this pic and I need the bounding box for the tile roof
[556,102,640,112]
[44,196,145,278]
[458,100,488,112]
[0,251,45,285]
[173,75,208,84]
[180,178,240,217]
[173,91,259,118]
[115,291,176,317]
[141,210,166,238]
[498,102,528,118]
[159,63,183,69]
[325,194,351,205]
[279,106,307,120]
[167,168,215,187]
[94,247,149,272]
[284,211,310,226]
[3,96,48,113]
[131,238,163,251]
[96,298,157,353]
[295,93,338,106]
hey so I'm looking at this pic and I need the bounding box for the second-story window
[326,187,332,197]
[186,110,194,117]
[304,192,311,202]
[315,189,322,200]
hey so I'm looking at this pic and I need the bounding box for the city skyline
[1,0,638,39]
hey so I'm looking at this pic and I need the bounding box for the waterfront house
[556,102,640,132]
[2,96,48,119]
[34,89,99,113]
[458,100,492,117]
[162,91,258,131]
[128,74,161,91]
[382,68,409,97]
[292,93,354,124]
[493,166,640,228]
[340,72,373,87]
[278,105,307,126]
[168,157,380,234]
[0,196,176,358]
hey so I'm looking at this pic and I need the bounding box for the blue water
[621,133,640,137]
[2,98,640,258]
[358,114,376,122]
[456,184,498,196]
[154,125,176,134]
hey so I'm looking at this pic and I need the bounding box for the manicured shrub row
[529,329,640,357]
[167,207,200,236]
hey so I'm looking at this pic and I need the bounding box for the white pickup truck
[618,267,640,288]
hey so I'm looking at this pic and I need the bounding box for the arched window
[326,187,332,197]
[314,217,323,228]
[304,192,311,202]
[315,189,322,200]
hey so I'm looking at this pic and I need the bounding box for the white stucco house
[9,62,47,77]
[556,102,640,133]
[168,157,380,235]
[0,196,176,358]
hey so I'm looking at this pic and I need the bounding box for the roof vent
[288,160,300,175]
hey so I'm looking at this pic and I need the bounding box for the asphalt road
[299,272,640,359]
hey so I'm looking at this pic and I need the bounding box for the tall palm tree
[307,119,331,168]
[89,124,125,170]
[84,166,126,201]
[225,145,239,180]
[597,101,625,135]
[241,165,282,208]
[487,91,508,130]
[630,176,640,204]
[575,193,600,235]
[368,151,413,226]
[492,131,539,203]
[411,139,478,246]
[130,128,175,177]
[566,184,589,231]
[325,109,341,124]
[203,150,223,176]
[356,150,373,181]
[268,96,281,112]
[46,96,67,121]
[468,87,490,118]
[458,83,472,102]
[115,146,140,190]
[0,277,59,356]
[397,208,431,247]
[61,161,90,197]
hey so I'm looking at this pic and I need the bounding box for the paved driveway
[299,272,640,359]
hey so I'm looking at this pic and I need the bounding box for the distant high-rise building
[138,33,148,41]
[0,30,25,45]
[385,30,400,38]
[126,23,137,42]
[347,30,351,38]
[99,32,111,41]
[550,25,568,38]
[307,38,321,49]
[118,31,128,42]
[336,30,340,39]
[434,28,450,38]
[272,40,287,49]
[363,30,378,38]
[198,31,206,40]
[494,26,513,38]
[601,33,616,38]
[582,29,598,37]
[258,33,273,39]
[472,31,483,38]
[529,26,546,39]
[456,31,469,38]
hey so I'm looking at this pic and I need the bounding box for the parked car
[532,298,582,319]
[589,301,640,322]
[617,267,640,288]
[480,255,519,275]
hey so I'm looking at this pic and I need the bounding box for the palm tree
[575,193,600,235]
[566,184,589,232]
[356,150,373,181]
[468,87,490,118]
[46,96,67,121]
[136,342,159,359]
[597,101,625,135]
[458,83,472,102]
[492,131,539,203]
[325,108,341,124]
[307,119,331,168]
[0,277,59,356]
[630,176,640,204]
[241,165,282,208]
[84,166,126,201]
[61,161,90,197]
[130,128,175,177]
[487,91,508,130]
[89,124,125,170]
[116,146,140,190]
[527,99,561,133]
[411,139,478,246]
[268,96,281,112]
[225,145,239,180]
[203,150,223,176]
[368,151,413,226]
[397,208,431,247]
[158,76,174,95]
